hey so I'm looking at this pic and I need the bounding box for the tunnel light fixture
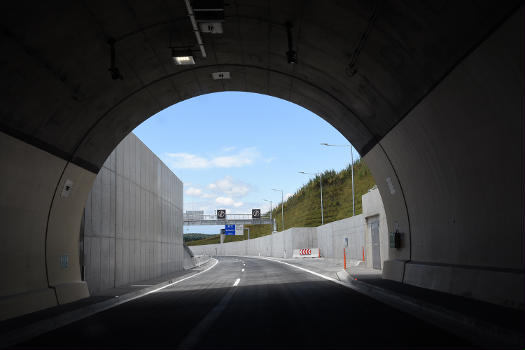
[174,55,195,65]
[172,49,195,65]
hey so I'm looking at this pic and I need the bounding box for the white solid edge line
[255,256,351,288]
[233,278,240,286]
[130,284,154,287]
[144,258,219,295]
[120,258,220,301]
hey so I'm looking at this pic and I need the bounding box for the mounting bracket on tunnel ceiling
[346,0,381,77]
[193,0,225,34]
[183,0,225,59]
[107,38,123,80]
[285,21,297,64]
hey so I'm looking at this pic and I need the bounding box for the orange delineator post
[343,248,347,270]
[362,246,365,261]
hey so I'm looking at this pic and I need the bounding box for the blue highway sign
[225,224,236,235]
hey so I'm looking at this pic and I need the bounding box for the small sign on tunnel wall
[61,179,74,198]
[59,255,69,269]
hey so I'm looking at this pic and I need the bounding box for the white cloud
[207,176,250,197]
[285,193,293,201]
[185,186,214,199]
[163,147,260,169]
[186,186,203,196]
[184,176,254,214]
[163,153,209,169]
[215,197,243,207]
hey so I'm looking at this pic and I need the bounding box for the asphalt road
[15,257,473,349]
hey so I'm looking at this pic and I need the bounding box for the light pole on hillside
[299,171,324,225]
[272,188,284,231]
[264,199,276,232]
[321,143,355,216]
[263,199,273,220]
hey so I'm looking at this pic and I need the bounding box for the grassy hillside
[186,234,221,246]
[188,159,375,246]
[184,233,216,243]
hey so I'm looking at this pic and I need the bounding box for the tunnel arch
[0,1,522,320]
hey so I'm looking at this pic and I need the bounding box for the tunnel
[0,0,523,327]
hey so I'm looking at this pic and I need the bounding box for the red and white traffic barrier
[292,248,320,258]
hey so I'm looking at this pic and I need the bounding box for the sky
[133,91,359,234]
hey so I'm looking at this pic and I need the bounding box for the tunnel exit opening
[0,2,522,323]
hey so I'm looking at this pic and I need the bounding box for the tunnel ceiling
[0,0,521,172]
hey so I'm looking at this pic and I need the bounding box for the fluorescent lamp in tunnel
[173,55,195,65]
[172,49,195,65]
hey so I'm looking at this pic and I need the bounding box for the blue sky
[133,91,358,234]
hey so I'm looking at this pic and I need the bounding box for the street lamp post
[263,199,273,220]
[272,189,284,231]
[299,171,324,225]
[321,143,356,216]
[264,199,277,232]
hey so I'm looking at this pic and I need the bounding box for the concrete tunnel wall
[0,133,96,320]
[364,8,524,309]
[0,2,522,321]
[82,133,184,295]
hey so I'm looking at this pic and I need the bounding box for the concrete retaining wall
[190,188,387,269]
[82,133,184,294]
[189,227,318,259]
[317,215,364,264]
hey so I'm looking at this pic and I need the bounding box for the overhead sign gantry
[183,209,274,226]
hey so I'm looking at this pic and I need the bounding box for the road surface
[15,257,472,349]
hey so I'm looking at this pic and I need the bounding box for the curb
[335,270,523,349]
[193,256,212,268]
[184,256,212,270]
[0,259,218,349]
